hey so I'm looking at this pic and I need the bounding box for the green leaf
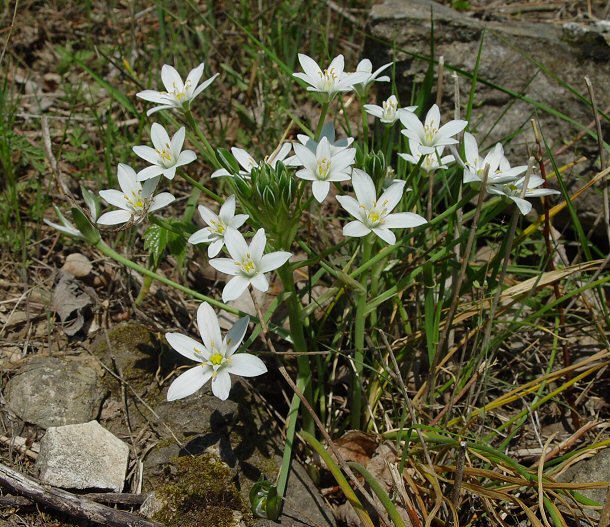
[71,207,100,245]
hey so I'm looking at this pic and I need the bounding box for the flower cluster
[46,51,562,407]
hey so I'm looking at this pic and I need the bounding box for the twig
[450,441,467,509]
[0,462,163,527]
[41,115,73,202]
[0,434,38,460]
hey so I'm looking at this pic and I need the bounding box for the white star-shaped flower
[292,136,356,203]
[400,104,467,155]
[364,95,417,125]
[293,54,369,100]
[399,140,454,173]
[352,58,392,97]
[165,302,266,401]
[487,175,560,215]
[211,143,292,179]
[133,124,196,181]
[97,164,175,225]
[188,195,249,257]
[136,63,218,116]
[336,169,427,245]
[209,228,292,302]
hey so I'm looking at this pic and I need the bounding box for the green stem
[351,236,373,429]
[275,265,313,503]
[361,104,369,157]
[180,171,223,203]
[184,110,219,168]
[314,102,329,141]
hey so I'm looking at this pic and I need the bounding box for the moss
[152,454,253,527]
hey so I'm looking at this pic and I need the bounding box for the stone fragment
[4,356,106,428]
[61,253,93,278]
[36,420,129,492]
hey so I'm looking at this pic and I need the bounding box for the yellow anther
[209,353,224,366]
[317,158,331,179]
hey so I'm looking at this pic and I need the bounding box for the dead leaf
[333,430,379,466]
[52,271,93,336]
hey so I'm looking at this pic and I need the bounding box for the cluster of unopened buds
[48,52,560,402]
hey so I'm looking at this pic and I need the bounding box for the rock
[61,253,93,278]
[367,0,610,235]
[557,447,610,524]
[36,420,129,492]
[4,356,106,428]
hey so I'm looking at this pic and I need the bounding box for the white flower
[133,124,197,181]
[209,228,292,302]
[165,302,266,401]
[293,54,369,99]
[336,169,427,245]
[136,63,218,116]
[399,140,454,173]
[487,175,560,215]
[400,104,467,155]
[460,132,526,184]
[97,164,175,225]
[364,95,417,125]
[284,122,353,167]
[188,195,249,257]
[292,136,356,203]
[353,58,392,97]
[211,143,292,179]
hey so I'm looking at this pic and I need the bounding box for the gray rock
[558,448,610,524]
[368,0,610,233]
[4,356,106,428]
[37,420,129,492]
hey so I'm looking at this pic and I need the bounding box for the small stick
[450,440,467,509]
[0,462,163,527]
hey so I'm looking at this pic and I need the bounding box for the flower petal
[186,63,205,92]
[228,353,267,376]
[209,257,239,275]
[222,275,250,302]
[165,332,206,362]
[136,90,169,104]
[211,369,232,400]
[99,189,128,209]
[151,123,171,151]
[343,221,371,238]
[351,169,376,209]
[137,165,164,182]
[197,302,222,352]
[259,251,291,273]
[176,150,197,168]
[167,365,213,401]
[133,145,160,165]
[298,53,322,81]
[225,316,250,356]
[312,180,330,203]
[383,212,427,229]
[97,209,132,225]
[372,227,396,244]
[336,195,362,220]
[191,73,219,99]
[250,272,269,293]
[161,64,184,93]
[188,228,214,245]
[208,238,225,257]
[224,227,249,261]
[249,229,267,262]
[377,181,406,213]
[171,127,186,157]
[117,163,140,196]
[218,195,236,223]
[149,192,175,212]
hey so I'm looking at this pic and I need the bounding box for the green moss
[153,454,253,527]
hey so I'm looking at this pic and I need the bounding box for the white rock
[37,421,129,492]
